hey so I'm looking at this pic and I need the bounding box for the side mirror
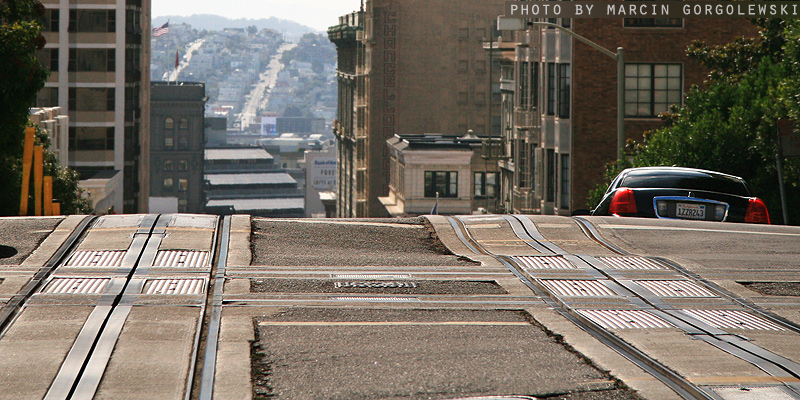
[571,209,591,216]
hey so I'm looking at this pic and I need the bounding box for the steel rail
[197,215,231,400]
[568,216,800,396]
[447,216,712,400]
[44,214,160,400]
[0,215,97,338]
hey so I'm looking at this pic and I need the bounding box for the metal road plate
[329,296,420,302]
[93,215,146,228]
[514,256,576,270]
[596,256,665,270]
[578,309,675,329]
[43,278,111,294]
[152,250,210,268]
[635,280,718,298]
[168,215,217,229]
[64,251,126,268]
[541,279,618,297]
[331,274,412,279]
[707,385,800,400]
[142,278,206,295]
[682,309,785,331]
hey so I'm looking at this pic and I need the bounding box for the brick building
[493,8,757,215]
[329,0,504,217]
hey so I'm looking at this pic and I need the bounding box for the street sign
[777,119,800,158]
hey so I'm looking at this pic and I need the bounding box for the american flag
[152,21,169,37]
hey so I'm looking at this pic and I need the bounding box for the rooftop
[204,173,295,186]
[205,148,274,161]
[206,197,304,211]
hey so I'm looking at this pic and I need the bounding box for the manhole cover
[0,245,18,259]
[514,256,576,270]
[43,278,111,294]
[251,279,507,295]
[143,278,205,295]
[596,256,665,270]
[64,251,126,268]
[578,309,674,329]
[707,385,800,400]
[682,309,784,331]
[152,250,209,268]
[636,280,717,298]
[540,280,618,297]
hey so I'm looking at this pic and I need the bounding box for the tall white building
[37,0,151,213]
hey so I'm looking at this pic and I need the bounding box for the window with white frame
[474,172,498,198]
[625,63,682,117]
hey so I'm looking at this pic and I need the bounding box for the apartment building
[149,81,206,213]
[493,10,756,215]
[329,0,504,217]
[37,0,150,213]
[380,133,501,216]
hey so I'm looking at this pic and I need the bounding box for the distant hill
[152,14,318,38]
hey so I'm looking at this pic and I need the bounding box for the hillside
[152,14,318,38]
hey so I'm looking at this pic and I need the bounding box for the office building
[37,0,150,213]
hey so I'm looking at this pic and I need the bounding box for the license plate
[676,203,705,220]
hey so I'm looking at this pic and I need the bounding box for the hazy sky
[152,0,362,31]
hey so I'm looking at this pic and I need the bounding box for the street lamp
[498,19,625,160]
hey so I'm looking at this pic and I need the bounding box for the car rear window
[620,170,750,196]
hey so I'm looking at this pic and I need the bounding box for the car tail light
[609,188,638,216]
[745,198,770,224]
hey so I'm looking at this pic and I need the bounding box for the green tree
[0,0,91,215]
[588,19,800,224]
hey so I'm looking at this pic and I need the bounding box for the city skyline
[151,0,361,31]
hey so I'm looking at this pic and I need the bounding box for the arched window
[179,117,189,129]
[165,117,174,130]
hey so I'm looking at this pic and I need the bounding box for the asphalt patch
[0,218,62,265]
[740,281,800,297]
[251,308,640,400]
[250,279,508,295]
[251,218,479,267]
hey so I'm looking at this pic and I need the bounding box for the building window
[179,117,189,129]
[625,63,682,117]
[518,62,539,110]
[178,160,188,171]
[37,87,59,108]
[518,142,533,188]
[163,178,173,191]
[163,160,173,171]
[424,171,458,198]
[558,64,571,119]
[36,48,58,72]
[45,9,59,32]
[68,88,114,111]
[164,117,174,130]
[178,137,188,150]
[68,49,115,72]
[164,137,173,150]
[178,178,188,192]
[546,149,555,202]
[546,63,556,116]
[560,154,570,209]
[475,172,498,198]
[68,10,115,33]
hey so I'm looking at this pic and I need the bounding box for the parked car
[591,167,770,224]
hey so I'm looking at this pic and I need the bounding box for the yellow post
[44,176,53,216]
[52,201,61,216]
[19,127,35,215]
[34,146,43,216]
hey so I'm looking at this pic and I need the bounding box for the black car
[592,167,770,224]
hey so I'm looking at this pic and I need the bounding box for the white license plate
[676,203,706,220]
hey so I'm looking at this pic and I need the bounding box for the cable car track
[0,214,231,400]
[445,214,800,400]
